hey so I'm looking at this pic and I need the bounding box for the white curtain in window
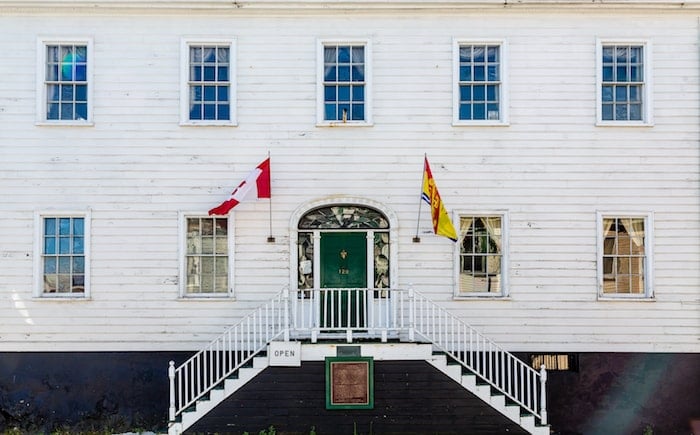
[483,217,502,251]
[623,217,645,248]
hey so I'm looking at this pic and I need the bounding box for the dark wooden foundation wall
[0,352,698,434]
[0,351,191,434]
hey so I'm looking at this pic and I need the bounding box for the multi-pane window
[43,43,89,121]
[185,217,229,295]
[458,216,503,295]
[455,42,503,123]
[188,44,231,121]
[601,217,648,296]
[321,43,367,123]
[601,44,644,121]
[41,217,86,295]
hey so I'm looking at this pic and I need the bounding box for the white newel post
[408,284,415,342]
[539,364,548,425]
[283,287,290,342]
[168,360,176,421]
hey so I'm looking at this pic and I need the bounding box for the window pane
[44,257,57,274]
[73,237,84,254]
[338,66,350,81]
[45,218,57,235]
[338,86,350,101]
[338,46,350,63]
[460,66,471,81]
[44,237,56,255]
[352,85,364,102]
[324,86,336,102]
[351,104,364,120]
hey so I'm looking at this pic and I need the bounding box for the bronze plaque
[325,357,374,409]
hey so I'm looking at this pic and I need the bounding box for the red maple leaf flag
[208,157,271,215]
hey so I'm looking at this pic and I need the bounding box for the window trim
[452,38,509,126]
[595,39,653,127]
[316,38,373,127]
[180,38,237,126]
[596,211,654,299]
[178,212,235,298]
[33,210,92,299]
[36,37,94,125]
[453,211,509,298]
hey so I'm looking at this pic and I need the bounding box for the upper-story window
[35,213,91,298]
[598,214,653,298]
[456,215,507,297]
[37,39,93,124]
[181,40,235,125]
[180,215,232,297]
[317,40,371,125]
[597,40,652,125]
[453,40,507,125]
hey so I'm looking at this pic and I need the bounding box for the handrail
[409,288,547,424]
[168,289,289,421]
[168,286,547,427]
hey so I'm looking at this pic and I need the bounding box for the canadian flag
[208,157,271,216]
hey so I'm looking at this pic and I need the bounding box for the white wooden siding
[0,2,698,352]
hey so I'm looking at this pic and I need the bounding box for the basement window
[530,354,578,372]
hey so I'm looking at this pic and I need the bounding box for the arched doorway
[290,199,398,341]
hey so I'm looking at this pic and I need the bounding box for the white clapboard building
[0,1,698,434]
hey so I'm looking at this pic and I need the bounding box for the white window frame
[180,38,237,126]
[596,39,653,126]
[316,38,373,127]
[33,210,92,298]
[452,39,509,126]
[36,37,94,125]
[178,212,235,298]
[596,211,654,299]
[453,211,509,298]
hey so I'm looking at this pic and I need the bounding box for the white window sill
[36,121,94,127]
[316,121,373,128]
[453,295,510,301]
[452,120,509,127]
[33,295,91,301]
[596,121,654,127]
[179,121,238,127]
[597,296,656,302]
[179,295,235,300]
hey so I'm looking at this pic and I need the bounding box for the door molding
[289,196,399,292]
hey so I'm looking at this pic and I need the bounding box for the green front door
[320,232,367,327]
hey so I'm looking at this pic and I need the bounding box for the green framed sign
[325,356,374,410]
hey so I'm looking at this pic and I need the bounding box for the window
[181,216,232,296]
[37,39,92,124]
[530,354,579,372]
[181,40,235,125]
[597,40,652,125]
[598,214,653,298]
[453,40,507,125]
[317,40,371,125]
[456,215,507,296]
[35,213,90,297]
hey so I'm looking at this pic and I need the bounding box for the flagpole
[267,150,275,243]
[414,154,426,243]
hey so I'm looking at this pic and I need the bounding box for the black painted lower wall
[0,352,698,434]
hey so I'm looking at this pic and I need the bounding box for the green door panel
[320,232,367,328]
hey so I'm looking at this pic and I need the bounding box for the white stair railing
[168,286,547,428]
[168,289,289,422]
[409,288,548,425]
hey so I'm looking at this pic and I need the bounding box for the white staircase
[167,288,550,435]
[168,354,269,435]
[427,353,550,435]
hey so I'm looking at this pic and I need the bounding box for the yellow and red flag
[421,157,457,241]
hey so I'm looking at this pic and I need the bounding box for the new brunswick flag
[421,156,458,241]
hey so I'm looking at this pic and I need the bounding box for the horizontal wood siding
[0,4,698,352]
